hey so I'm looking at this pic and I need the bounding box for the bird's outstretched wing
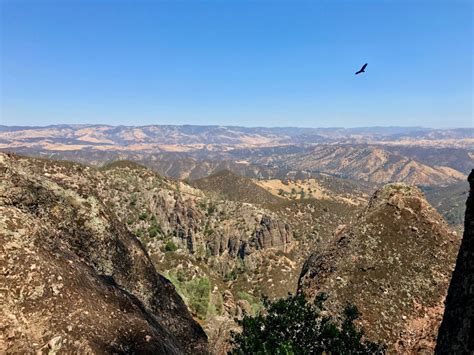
[355,63,368,75]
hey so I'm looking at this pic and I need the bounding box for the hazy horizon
[0,123,472,130]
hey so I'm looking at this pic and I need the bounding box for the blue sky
[1,0,472,128]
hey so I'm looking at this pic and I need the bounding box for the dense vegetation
[166,271,222,320]
[231,293,385,354]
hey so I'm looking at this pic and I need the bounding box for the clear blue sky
[1,0,472,128]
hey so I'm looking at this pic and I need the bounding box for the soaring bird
[355,63,368,75]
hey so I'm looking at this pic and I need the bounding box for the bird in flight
[355,63,368,75]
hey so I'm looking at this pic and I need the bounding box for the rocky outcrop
[95,163,294,260]
[298,183,459,352]
[203,316,240,355]
[0,153,208,353]
[436,170,474,353]
[144,193,294,259]
[239,216,293,257]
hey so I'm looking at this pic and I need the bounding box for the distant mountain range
[1,124,472,148]
[0,124,472,186]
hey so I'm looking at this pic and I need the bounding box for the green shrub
[148,224,162,238]
[207,293,224,318]
[129,194,137,206]
[176,269,187,282]
[165,240,178,252]
[138,212,148,221]
[231,293,385,354]
[207,204,217,215]
[236,291,263,316]
[236,291,255,304]
[224,269,238,282]
[187,277,211,319]
[166,272,212,320]
[204,223,214,237]
[134,228,145,238]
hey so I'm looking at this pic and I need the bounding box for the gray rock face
[252,215,293,250]
[238,215,293,258]
[200,214,293,259]
[97,167,294,260]
[0,153,208,354]
[436,170,474,353]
